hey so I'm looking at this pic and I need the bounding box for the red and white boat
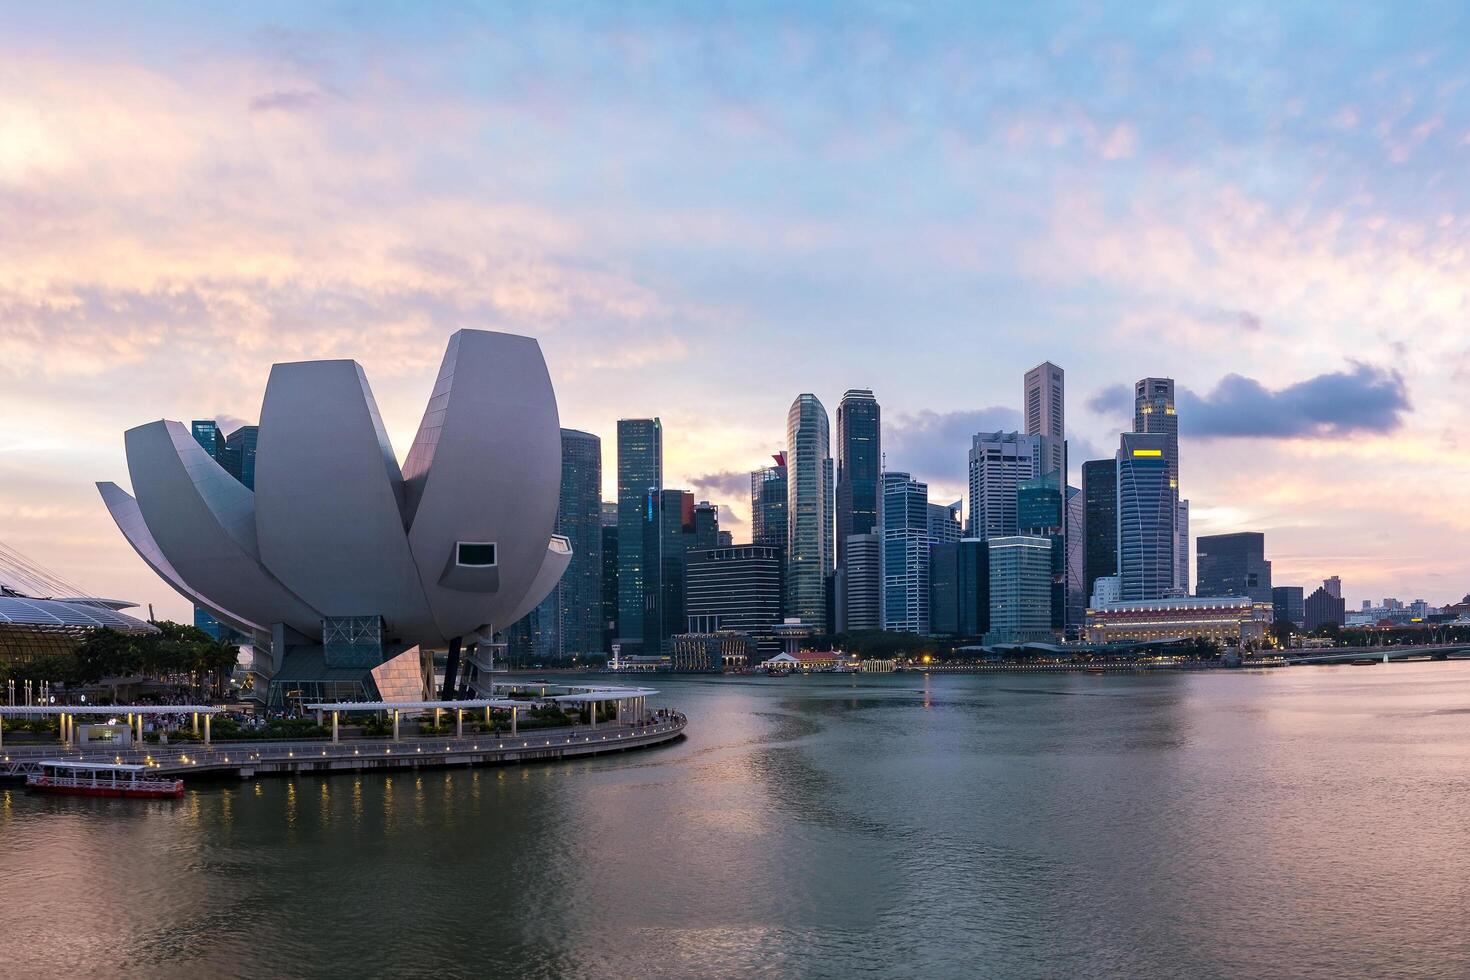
[25,760,184,799]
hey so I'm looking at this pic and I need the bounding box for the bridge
[1282,644,1470,666]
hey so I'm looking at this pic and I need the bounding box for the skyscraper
[1305,583,1346,631]
[985,536,1054,643]
[1196,532,1272,603]
[1024,361,1066,477]
[750,454,788,548]
[927,500,962,544]
[1082,459,1118,603]
[221,425,259,490]
[660,489,696,647]
[929,541,959,635]
[1133,377,1187,593]
[1116,432,1175,601]
[191,420,222,461]
[616,418,662,652]
[842,533,881,632]
[601,503,619,651]
[835,389,881,567]
[189,419,242,644]
[786,394,832,630]
[967,431,1041,538]
[1324,575,1342,599]
[1065,485,1085,632]
[1272,586,1305,628]
[553,429,604,657]
[881,471,929,634]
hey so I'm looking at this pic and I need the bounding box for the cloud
[689,470,750,500]
[885,407,1022,485]
[1086,384,1132,417]
[1181,363,1410,438]
[248,89,320,113]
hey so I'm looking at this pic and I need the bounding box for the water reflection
[4,666,1470,977]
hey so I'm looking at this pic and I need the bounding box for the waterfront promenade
[0,712,686,780]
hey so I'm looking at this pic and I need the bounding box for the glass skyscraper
[785,394,832,631]
[554,429,604,657]
[835,389,881,568]
[881,471,929,634]
[1082,458,1118,604]
[750,454,787,549]
[1196,532,1272,603]
[616,418,662,652]
[1133,377,1187,594]
[1116,432,1175,601]
[221,425,259,490]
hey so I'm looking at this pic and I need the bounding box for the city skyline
[3,4,1468,616]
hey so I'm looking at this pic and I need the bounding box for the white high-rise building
[967,431,1041,539]
[881,472,930,634]
[786,394,833,631]
[1024,361,1066,477]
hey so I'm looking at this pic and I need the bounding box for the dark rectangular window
[457,542,497,566]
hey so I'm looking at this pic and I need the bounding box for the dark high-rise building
[685,545,784,637]
[191,420,222,461]
[1305,583,1346,631]
[928,500,962,545]
[601,505,619,652]
[220,425,259,490]
[1082,459,1118,604]
[1196,532,1272,603]
[1019,472,1066,631]
[930,542,959,635]
[835,389,881,567]
[616,418,662,652]
[693,500,721,551]
[1117,432,1175,601]
[660,489,695,647]
[956,538,990,637]
[717,530,733,547]
[551,429,603,657]
[750,454,788,548]
[1272,586,1305,628]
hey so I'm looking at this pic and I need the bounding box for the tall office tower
[1024,361,1066,477]
[750,454,788,548]
[553,429,604,658]
[1324,575,1342,599]
[1082,459,1118,604]
[191,420,222,461]
[786,394,833,630]
[1272,586,1305,628]
[1196,532,1272,603]
[717,530,733,547]
[881,472,930,634]
[692,500,720,550]
[685,545,784,636]
[967,431,1041,538]
[220,425,259,490]
[601,519,619,651]
[1065,486,1085,631]
[1018,472,1066,631]
[616,418,662,652]
[957,539,991,637]
[930,542,959,635]
[660,489,697,647]
[835,389,882,567]
[928,500,963,545]
[984,536,1054,643]
[1133,377,1186,593]
[1176,500,1190,594]
[842,533,882,632]
[1116,432,1175,601]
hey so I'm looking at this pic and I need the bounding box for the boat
[1350,658,1380,666]
[25,760,184,799]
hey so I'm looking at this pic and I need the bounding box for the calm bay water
[5,664,1470,978]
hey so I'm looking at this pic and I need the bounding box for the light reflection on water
[2,664,1470,978]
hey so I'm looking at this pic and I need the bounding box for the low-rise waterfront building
[670,631,756,672]
[1084,596,1273,646]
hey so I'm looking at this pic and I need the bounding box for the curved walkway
[1,712,687,780]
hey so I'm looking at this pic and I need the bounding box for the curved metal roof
[0,595,157,633]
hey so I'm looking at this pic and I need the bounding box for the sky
[2,1,1469,621]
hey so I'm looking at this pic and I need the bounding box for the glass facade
[786,395,832,631]
[985,536,1054,643]
[750,458,787,549]
[1082,459,1118,604]
[881,472,930,634]
[221,425,259,490]
[1117,433,1175,601]
[616,419,662,651]
[835,389,881,568]
[1196,532,1272,603]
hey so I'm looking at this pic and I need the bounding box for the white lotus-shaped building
[97,329,569,704]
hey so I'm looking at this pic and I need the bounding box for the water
[5,664,1470,979]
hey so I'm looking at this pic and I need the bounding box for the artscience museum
[98,329,571,710]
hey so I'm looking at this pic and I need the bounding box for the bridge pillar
[511,707,517,736]
[204,714,211,747]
